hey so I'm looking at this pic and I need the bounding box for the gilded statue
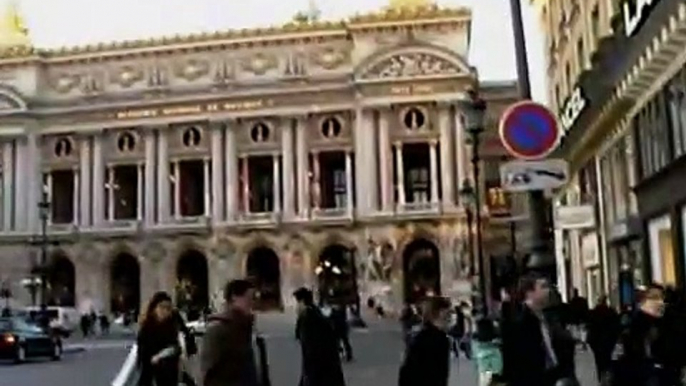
[0,0,30,50]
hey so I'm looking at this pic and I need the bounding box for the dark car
[0,317,62,363]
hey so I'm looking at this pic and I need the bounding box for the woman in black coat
[137,292,181,386]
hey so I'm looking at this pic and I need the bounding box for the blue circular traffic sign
[499,101,560,160]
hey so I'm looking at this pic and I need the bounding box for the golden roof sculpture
[0,1,469,61]
[0,0,31,55]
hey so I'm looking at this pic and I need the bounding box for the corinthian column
[353,108,376,216]
[429,140,439,205]
[210,124,224,222]
[345,150,353,215]
[272,154,281,213]
[395,142,405,207]
[378,109,393,213]
[79,136,92,226]
[143,129,156,225]
[157,128,171,222]
[281,118,295,218]
[92,134,105,226]
[3,141,13,231]
[225,122,238,221]
[438,105,454,208]
[296,116,310,217]
[454,112,467,204]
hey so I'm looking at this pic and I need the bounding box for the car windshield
[0,319,11,332]
[13,318,44,333]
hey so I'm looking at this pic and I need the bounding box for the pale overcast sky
[14,0,547,102]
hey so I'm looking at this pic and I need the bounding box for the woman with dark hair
[137,291,181,386]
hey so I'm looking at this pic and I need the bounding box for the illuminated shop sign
[560,87,587,133]
[623,0,661,37]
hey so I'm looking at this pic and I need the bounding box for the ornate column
[143,129,156,225]
[14,136,29,230]
[429,140,439,205]
[241,156,250,213]
[210,124,224,222]
[106,166,115,221]
[156,128,170,222]
[92,134,105,226]
[172,161,181,219]
[45,172,53,223]
[454,111,467,203]
[79,136,92,226]
[296,116,310,217]
[312,151,321,210]
[3,141,13,231]
[136,163,144,221]
[26,133,42,232]
[378,109,393,212]
[438,105,454,208]
[281,118,296,218]
[394,142,405,207]
[272,154,281,213]
[345,150,353,215]
[203,158,211,217]
[353,108,375,215]
[72,167,80,226]
[225,122,238,221]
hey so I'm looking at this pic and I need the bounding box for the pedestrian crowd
[123,273,686,386]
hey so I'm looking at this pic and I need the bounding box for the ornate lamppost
[31,189,51,307]
[461,90,488,316]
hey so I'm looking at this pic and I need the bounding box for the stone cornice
[0,5,470,66]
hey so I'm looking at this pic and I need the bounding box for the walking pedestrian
[294,287,345,386]
[613,284,666,386]
[568,289,589,350]
[398,296,452,386]
[587,295,620,381]
[654,288,686,386]
[137,291,181,386]
[99,313,110,335]
[331,304,353,362]
[174,310,198,386]
[472,318,503,386]
[400,303,421,349]
[200,279,267,386]
[503,273,561,386]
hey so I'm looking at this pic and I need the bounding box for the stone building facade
[0,3,519,314]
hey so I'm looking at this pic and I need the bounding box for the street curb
[62,346,86,354]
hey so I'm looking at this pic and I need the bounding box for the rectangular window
[591,6,600,43]
[576,38,585,71]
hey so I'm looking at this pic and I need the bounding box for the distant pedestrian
[586,295,620,381]
[80,314,91,338]
[568,289,589,350]
[398,296,452,386]
[294,287,345,386]
[472,318,503,386]
[331,304,353,362]
[400,304,421,348]
[200,279,268,386]
[137,291,181,386]
[99,314,110,335]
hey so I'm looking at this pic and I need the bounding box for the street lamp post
[509,0,556,281]
[461,90,488,316]
[37,189,50,307]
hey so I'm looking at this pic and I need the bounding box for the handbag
[112,344,141,386]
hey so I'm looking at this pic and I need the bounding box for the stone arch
[46,251,76,307]
[245,246,282,311]
[317,243,357,305]
[109,252,141,316]
[402,238,441,304]
[176,249,209,319]
[354,42,475,81]
[0,85,28,115]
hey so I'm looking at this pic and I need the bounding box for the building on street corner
[535,0,686,306]
[0,0,522,315]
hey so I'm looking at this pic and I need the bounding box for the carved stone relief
[80,72,102,94]
[284,52,307,77]
[147,65,169,88]
[174,59,210,81]
[211,237,236,260]
[214,60,234,85]
[51,74,81,94]
[311,47,349,71]
[111,66,144,88]
[42,134,79,164]
[362,53,461,80]
[142,240,167,264]
[241,53,278,76]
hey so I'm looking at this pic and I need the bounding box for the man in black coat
[586,295,620,381]
[331,304,353,362]
[503,273,562,386]
[398,296,452,386]
[293,288,345,386]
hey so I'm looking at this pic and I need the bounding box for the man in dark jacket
[587,295,620,381]
[200,279,265,386]
[503,273,561,386]
[330,304,353,362]
[398,296,452,386]
[568,288,589,350]
[294,287,345,386]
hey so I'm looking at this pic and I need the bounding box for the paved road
[0,313,598,386]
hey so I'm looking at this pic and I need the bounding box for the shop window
[648,215,676,286]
